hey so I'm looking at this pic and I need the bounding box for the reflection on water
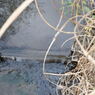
[0,0,74,57]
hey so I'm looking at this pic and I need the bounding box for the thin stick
[89,90,95,95]
[35,0,75,34]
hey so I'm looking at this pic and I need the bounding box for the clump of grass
[40,0,95,95]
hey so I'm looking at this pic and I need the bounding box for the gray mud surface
[0,61,66,95]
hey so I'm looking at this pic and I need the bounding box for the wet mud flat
[0,59,66,95]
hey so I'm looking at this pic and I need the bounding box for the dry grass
[40,0,95,95]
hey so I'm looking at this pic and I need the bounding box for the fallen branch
[0,0,34,38]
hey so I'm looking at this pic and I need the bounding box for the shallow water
[0,0,74,59]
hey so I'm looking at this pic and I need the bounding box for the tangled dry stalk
[0,0,95,95]
[40,0,95,95]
